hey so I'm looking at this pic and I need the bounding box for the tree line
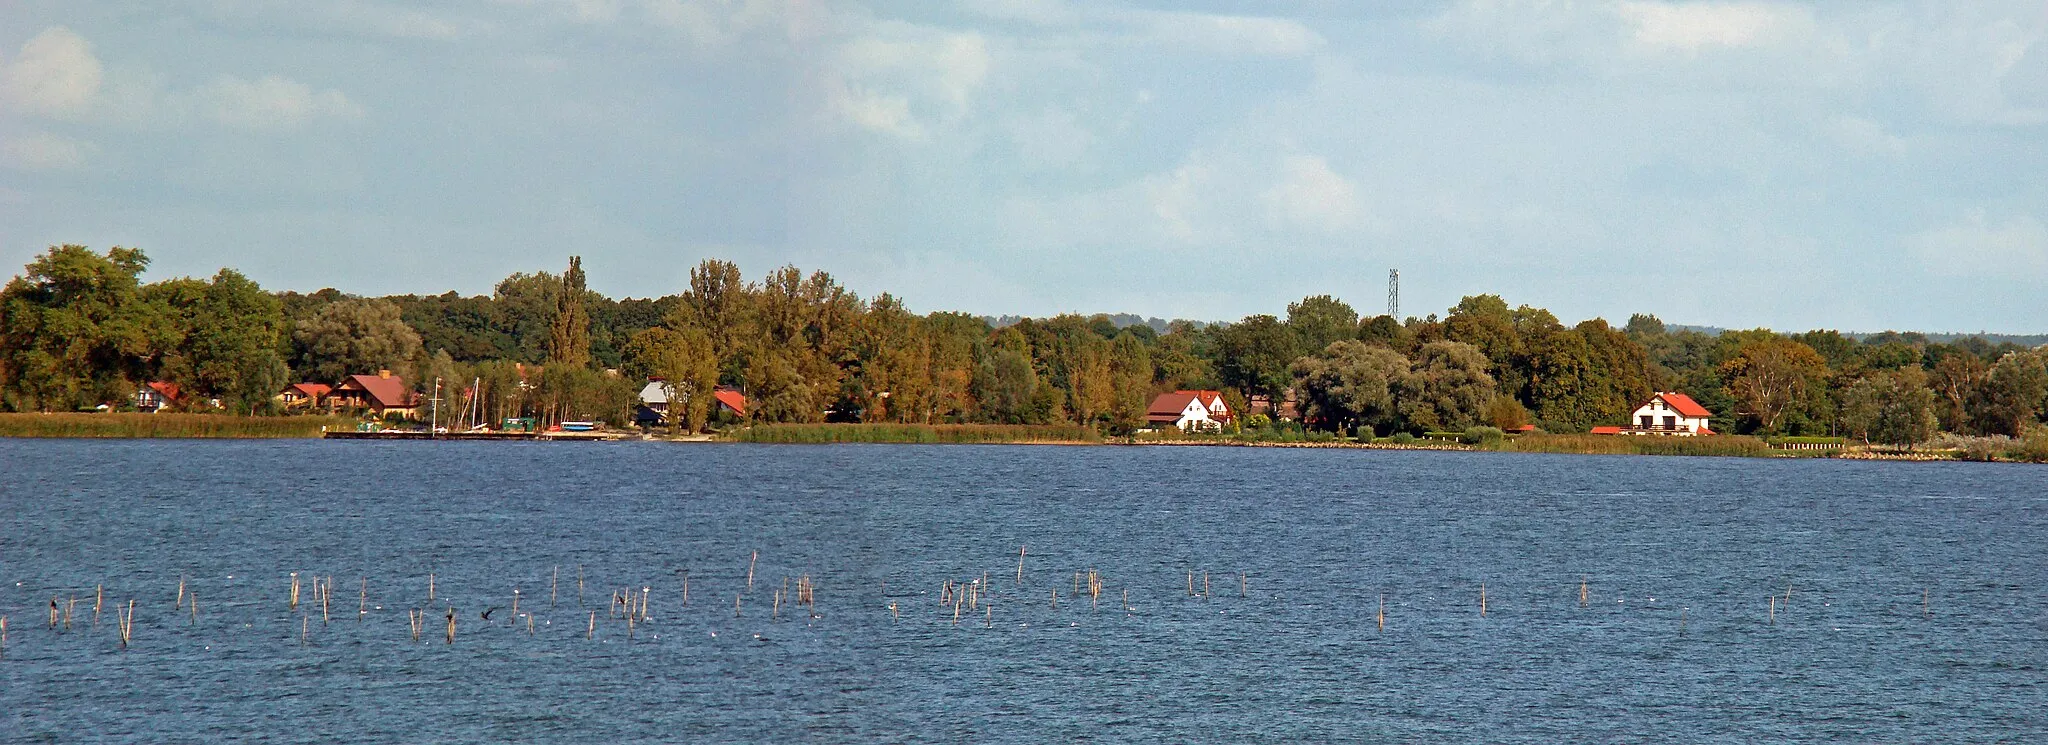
[3,245,2045,444]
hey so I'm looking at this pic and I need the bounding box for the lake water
[2,440,2044,742]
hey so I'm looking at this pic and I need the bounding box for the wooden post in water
[63,597,74,630]
[683,572,690,607]
[1187,570,1194,597]
[190,591,198,624]
[747,551,758,592]
[513,589,521,620]
[301,616,308,645]
[1377,595,1386,631]
[1241,572,1247,597]
[1680,607,1688,632]
[1122,589,1130,614]
[587,611,596,639]
[1203,572,1210,598]
[1580,576,1589,607]
[290,572,301,610]
[48,597,57,629]
[427,572,435,604]
[1050,589,1057,610]
[321,578,331,623]
[1017,545,1026,585]
[445,606,456,644]
[122,600,135,647]
[1480,583,1488,617]
[577,565,585,607]
[94,585,103,626]
[551,566,559,609]
[359,578,367,621]
[176,576,186,610]
[734,594,742,618]
[1768,595,1775,625]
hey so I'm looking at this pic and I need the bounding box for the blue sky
[2,1,2044,332]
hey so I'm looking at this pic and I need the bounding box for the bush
[1461,426,1505,445]
[1389,432,1417,445]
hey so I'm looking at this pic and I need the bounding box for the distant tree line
[3,245,2045,444]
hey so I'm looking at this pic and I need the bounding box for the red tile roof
[147,381,181,401]
[714,388,746,417]
[288,382,331,398]
[338,373,413,409]
[1657,392,1712,418]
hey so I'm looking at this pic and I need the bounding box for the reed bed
[732,423,1100,444]
[1493,434,1772,457]
[0,413,355,439]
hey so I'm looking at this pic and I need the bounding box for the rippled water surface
[2,440,2045,742]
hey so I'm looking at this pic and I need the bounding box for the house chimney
[378,369,391,378]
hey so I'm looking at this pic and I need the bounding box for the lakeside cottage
[278,382,330,411]
[328,370,419,419]
[634,380,748,426]
[135,381,180,413]
[1599,392,1714,435]
[1146,390,1232,432]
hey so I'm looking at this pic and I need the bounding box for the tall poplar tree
[548,256,592,369]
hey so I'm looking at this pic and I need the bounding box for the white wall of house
[1628,396,1709,434]
[1176,399,1217,431]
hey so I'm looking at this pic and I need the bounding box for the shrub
[1461,426,1505,445]
[1389,432,1417,445]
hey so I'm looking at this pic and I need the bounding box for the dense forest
[3,245,2046,445]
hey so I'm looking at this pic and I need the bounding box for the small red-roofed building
[136,381,181,412]
[1622,392,1715,435]
[1147,390,1232,432]
[278,382,331,411]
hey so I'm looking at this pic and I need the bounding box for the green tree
[623,325,718,433]
[0,245,156,411]
[1215,315,1297,403]
[1286,295,1359,356]
[1106,331,1153,434]
[1928,353,1988,433]
[547,256,593,369]
[1970,350,2048,436]
[293,298,424,383]
[1356,314,1413,351]
[1291,340,1409,435]
[972,347,1039,424]
[1719,338,1830,434]
[178,269,290,412]
[1398,341,1497,431]
[1839,367,1938,446]
[492,271,560,364]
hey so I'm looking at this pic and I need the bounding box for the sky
[1,1,2044,333]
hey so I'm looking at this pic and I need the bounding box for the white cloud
[639,0,791,47]
[1,27,104,118]
[1614,1,1810,53]
[1005,106,1093,168]
[1265,154,1363,233]
[1126,10,1326,57]
[190,75,363,131]
[0,130,91,170]
[1907,210,2048,275]
[826,24,989,139]
[1825,115,1905,158]
[1145,156,1214,242]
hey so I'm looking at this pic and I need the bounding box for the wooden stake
[1241,572,1247,597]
[1580,576,1589,607]
[446,606,456,644]
[1480,583,1488,617]
[773,589,781,620]
[176,575,186,610]
[1680,607,1688,632]
[290,572,300,610]
[190,591,198,624]
[427,572,435,604]
[527,612,534,636]
[1203,572,1210,598]
[1050,589,1057,609]
[1017,545,1026,585]
[1769,595,1776,625]
[734,593,742,618]
[683,572,690,607]
[551,566,559,608]
[577,565,584,607]
[1187,570,1194,597]
[513,589,521,620]
[94,585,103,626]
[985,603,992,629]
[301,615,308,645]
[587,611,596,639]
[121,600,135,647]
[1377,595,1386,631]
[747,551,757,592]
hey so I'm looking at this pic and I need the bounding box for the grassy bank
[0,413,355,439]
[732,423,1101,444]
[1491,433,1772,457]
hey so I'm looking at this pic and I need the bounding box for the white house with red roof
[1622,392,1714,435]
[1146,390,1231,432]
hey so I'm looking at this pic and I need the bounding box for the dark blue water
[2,440,2044,742]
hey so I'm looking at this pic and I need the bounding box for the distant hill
[1671,324,2045,347]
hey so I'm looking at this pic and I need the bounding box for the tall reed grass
[0,413,355,439]
[1493,434,1772,457]
[732,423,1101,444]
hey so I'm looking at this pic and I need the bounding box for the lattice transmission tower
[1387,269,1399,320]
